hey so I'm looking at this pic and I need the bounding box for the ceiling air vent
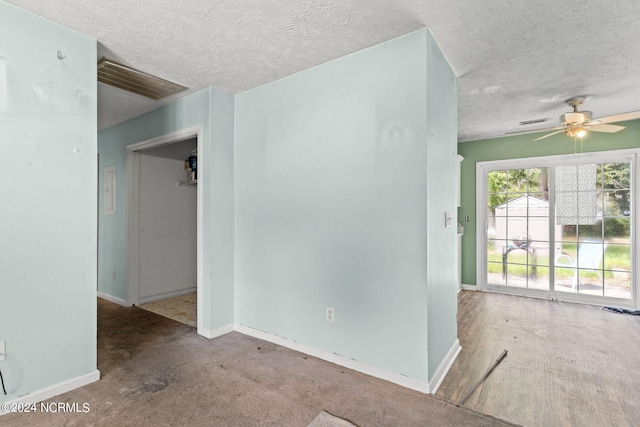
[97,57,187,100]
[519,118,548,126]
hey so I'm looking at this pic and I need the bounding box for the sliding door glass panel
[487,167,550,290]
[554,161,631,299]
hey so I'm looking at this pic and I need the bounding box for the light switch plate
[445,211,453,228]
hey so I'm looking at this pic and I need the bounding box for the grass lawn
[487,243,630,281]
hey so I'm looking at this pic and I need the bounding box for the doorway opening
[126,126,202,328]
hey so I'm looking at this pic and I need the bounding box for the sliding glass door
[480,152,634,305]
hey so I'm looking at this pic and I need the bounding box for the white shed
[492,195,562,254]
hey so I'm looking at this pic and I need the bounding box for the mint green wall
[235,29,457,384]
[458,120,640,286]
[96,27,457,387]
[97,87,235,331]
[0,1,97,401]
[425,32,458,379]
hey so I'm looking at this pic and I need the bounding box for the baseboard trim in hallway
[97,292,127,307]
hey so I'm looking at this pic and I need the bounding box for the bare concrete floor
[437,290,640,427]
[1,298,515,427]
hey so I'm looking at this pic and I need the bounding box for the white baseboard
[428,339,461,394]
[97,292,128,306]
[198,323,234,339]
[0,370,100,416]
[234,324,431,394]
[138,287,196,305]
[461,284,478,291]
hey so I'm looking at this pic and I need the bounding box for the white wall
[0,1,98,403]
[138,154,197,302]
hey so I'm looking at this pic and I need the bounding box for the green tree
[487,168,547,214]
[601,162,630,214]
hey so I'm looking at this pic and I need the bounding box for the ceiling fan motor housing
[561,111,591,125]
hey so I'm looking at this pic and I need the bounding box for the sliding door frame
[476,148,639,309]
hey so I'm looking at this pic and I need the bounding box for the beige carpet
[1,299,517,427]
[307,411,358,427]
[139,292,196,327]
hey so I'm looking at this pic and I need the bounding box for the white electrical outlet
[326,307,335,323]
[0,341,5,361]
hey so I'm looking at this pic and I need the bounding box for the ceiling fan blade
[533,130,565,141]
[505,125,563,135]
[587,123,626,133]
[593,110,640,124]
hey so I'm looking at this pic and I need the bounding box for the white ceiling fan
[507,96,640,141]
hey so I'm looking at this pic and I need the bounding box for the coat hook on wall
[57,50,65,60]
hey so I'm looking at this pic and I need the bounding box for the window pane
[527,244,549,266]
[555,260,577,293]
[528,264,550,290]
[487,239,506,256]
[604,218,631,242]
[604,244,631,272]
[577,223,603,239]
[504,261,528,288]
[527,168,546,193]
[577,269,603,296]
[605,270,631,299]
[508,169,528,193]
[488,170,508,194]
[603,190,630,217]
[528,193,548,216]
[602,162,631,190]
[490,216,507,241]
[487,261,505,286]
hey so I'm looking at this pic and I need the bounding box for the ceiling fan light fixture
[563,112,586,125]
[565,127,587,138]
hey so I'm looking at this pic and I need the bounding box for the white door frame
[126,126,203,327]
[476,148,639,309]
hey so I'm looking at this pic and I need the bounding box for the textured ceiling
[6,0,640,141]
